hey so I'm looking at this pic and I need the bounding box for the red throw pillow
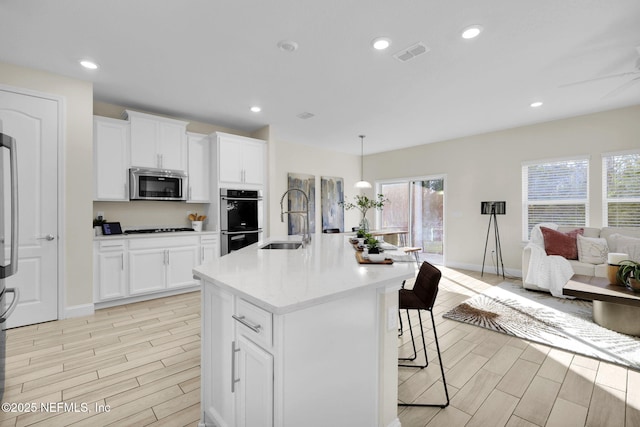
[540,227,584,260]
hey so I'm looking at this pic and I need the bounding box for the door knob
[37,234,55,241]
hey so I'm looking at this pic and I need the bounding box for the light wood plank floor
[0,268,637,426]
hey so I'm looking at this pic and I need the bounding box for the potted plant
[364,233,381,254]
[616,260,640,291]
[340,194,388,232]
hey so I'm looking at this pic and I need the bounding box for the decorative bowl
[367,254,386,262]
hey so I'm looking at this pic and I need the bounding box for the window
[522,157,589,240]
[603,151,640,227]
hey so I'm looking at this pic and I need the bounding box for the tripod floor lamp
[481,201,506,279]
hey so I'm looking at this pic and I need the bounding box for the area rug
[443,281,640,371]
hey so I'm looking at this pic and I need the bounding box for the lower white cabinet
[94,240,127,301]
[94,234,209,304]
[235,335,273,427]
[129,236,199,295]
[201,280,380,427]
[203,285,274,427]
[201,234,219,263]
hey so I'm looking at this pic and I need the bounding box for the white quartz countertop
[193,234,416,314]
[94,230,218,241]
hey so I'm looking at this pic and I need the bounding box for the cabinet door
[158,122,186,170]
[129,249,166,294]
[93,117,129,201]
[235,335,273,427]
[242,141,265,186]
[96,250,127,301]
[202,285,235,426]
[166,246,199,289]
[218,138,243,184]
[201,244,218,264]
[187,133,210,202]
[129,115,159,168]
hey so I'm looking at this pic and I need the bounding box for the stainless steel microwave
[129,167,187,201]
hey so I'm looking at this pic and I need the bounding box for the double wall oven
[220,189,262,256]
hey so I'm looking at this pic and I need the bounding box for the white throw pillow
[609,234,640,262]
[576,234,608,265]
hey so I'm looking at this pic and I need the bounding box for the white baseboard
[94,286,200,310]
[64,303,95,319]
[387,418,401,427]
[444,261,522,279]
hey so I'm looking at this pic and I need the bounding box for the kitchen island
[194,233,415,427]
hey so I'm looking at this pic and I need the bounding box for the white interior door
[0,88,59,328]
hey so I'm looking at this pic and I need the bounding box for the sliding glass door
[377,177,445,264]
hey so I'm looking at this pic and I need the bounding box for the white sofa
[522,226,640,292]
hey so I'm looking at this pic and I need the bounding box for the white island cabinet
[194,234,414,427]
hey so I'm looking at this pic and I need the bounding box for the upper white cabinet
[187,132,211,203]
[125,110,188,171]
[214,132,266,188]
[93,116,130,201]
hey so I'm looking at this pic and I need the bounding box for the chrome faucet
[280,188,311,246]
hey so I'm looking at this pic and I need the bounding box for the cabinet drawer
[200,234,218,245]
[129,236,199,250]
[98,240,126,251]
[233,299,272,348]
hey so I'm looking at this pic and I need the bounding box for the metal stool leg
[398,309,450,408]
[399,310,428,368]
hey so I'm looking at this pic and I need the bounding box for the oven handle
[221,196,263,201]
[221,229,262,235]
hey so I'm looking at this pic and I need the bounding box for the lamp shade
[355,180,372,189]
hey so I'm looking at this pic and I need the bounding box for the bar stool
[398,261,450,408]
[402,246,422,267]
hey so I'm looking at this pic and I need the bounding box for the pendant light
[355,135,372,189]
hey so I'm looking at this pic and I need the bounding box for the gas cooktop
[125,227,195,234]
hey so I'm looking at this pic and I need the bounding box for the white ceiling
[1,0,640,155]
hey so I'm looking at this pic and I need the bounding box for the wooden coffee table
[563,275,640,336]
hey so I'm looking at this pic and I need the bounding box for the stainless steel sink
[260,242,302,250]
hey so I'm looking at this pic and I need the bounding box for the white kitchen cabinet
[187,132,210,202]
[125,110,188,170]
[235,334,274,427]
[200,277,384,427]
[214,132,266,187]
[93,116,129,201]
[200,234,219,263]
[128,248,167,295]
[93,240,128,301]
[202,286,273,427]
[128,236,199,296]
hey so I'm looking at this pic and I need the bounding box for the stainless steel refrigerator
[0,132,19,401]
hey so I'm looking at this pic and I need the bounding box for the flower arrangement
[340,194,387,232]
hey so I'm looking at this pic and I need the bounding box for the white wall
[0,61,93,308]
[267,138,362,236]
[366,105,640,275]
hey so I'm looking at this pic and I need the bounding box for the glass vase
[359,216,370,233]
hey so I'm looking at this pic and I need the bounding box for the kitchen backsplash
[93,201,209,230]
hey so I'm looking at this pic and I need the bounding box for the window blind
[522,157,589,240]
[603,151,640,227]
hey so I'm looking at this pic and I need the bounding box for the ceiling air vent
[296,112,315,119]
[393,42,430,62]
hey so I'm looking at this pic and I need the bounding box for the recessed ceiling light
[79,59,98,70]
[277,40,298,52]
[372,37,391,50]
[461,25,483,39]
[250,106,262,113]
[530,101,543,108]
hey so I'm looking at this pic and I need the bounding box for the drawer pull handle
[231,340,240,393]
[232,314,262,333]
